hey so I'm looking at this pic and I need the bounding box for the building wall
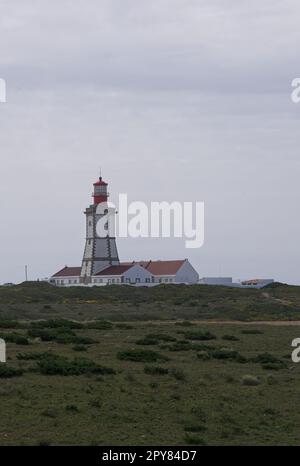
[91,265,153,286]
[92,276,120,285]
[153,275,176,284]
[199,277,233,285]
[51,276,81,287]
[123,264,153,284]
[175,260,199,284]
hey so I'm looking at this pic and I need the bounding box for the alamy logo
[0,78,6,103]
[0,338,6,363]
[291,338,300,362]
[291,78,300,103]
[95,194,205,249]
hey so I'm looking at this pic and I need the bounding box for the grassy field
[1,283,300,445]
[1,281,300,322]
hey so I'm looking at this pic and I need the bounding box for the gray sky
[0,0,300,284]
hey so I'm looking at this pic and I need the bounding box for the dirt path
[145,320,300,326]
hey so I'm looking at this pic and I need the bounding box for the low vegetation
[36,354,116,376]
[0,282,299,445]
[117,349,169,363]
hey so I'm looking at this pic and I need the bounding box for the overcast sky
[0,0,300,284]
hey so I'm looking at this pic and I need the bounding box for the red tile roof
[95,264,133,276]
[52,266,82,277]
[121,260,186,275]
[52,260,187,278]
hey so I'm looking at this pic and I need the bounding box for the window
[136,278,140,283]
[145,278,150,283]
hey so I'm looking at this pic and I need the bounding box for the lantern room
[93,176,108,204]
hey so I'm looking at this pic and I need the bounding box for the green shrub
[135,337,159,346]
[37,440,51,446]
[175,321,194,327]
[211,348,238,360]
[71,336,97,345]
[251,352,282,364]
[65,404,79,413]
[184,425,207,433]
[241,375,260,386]
[168,340,215,352]
[171,368,186,381]
[184,434,207,445]
[146,333,176,342]
[182,330,216,341]
[262,363,284,371]
[224,375,235,383]
[86,320,113,330]
[28,327,74,341]
[0,365,23,378]
[149,382,159,389]
[197,351,210,361]
[41,407,58,418]
[72,345,87,352]
[241,329,263,335]
[167,340,194,351]
[27,328,96,345]
[37,354,116,376]
[222,335,239,341]
[0,320,22,329]
[0,332,29,345]
[263,408,278,416]
[117,349,169,363]
[17,351,52,361]
[14,335,29,345]
[31,319,84,329]
[144,365,169,375]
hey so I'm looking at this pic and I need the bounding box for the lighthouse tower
[80,175,120,283]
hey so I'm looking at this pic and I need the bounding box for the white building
[51,175,199,287]
[51,259,199,287]
[198,277,274,289]
[240,278,274,288]
[199,277,233,286]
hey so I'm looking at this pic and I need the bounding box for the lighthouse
[80,175,120,283]
[51,173,199,287]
